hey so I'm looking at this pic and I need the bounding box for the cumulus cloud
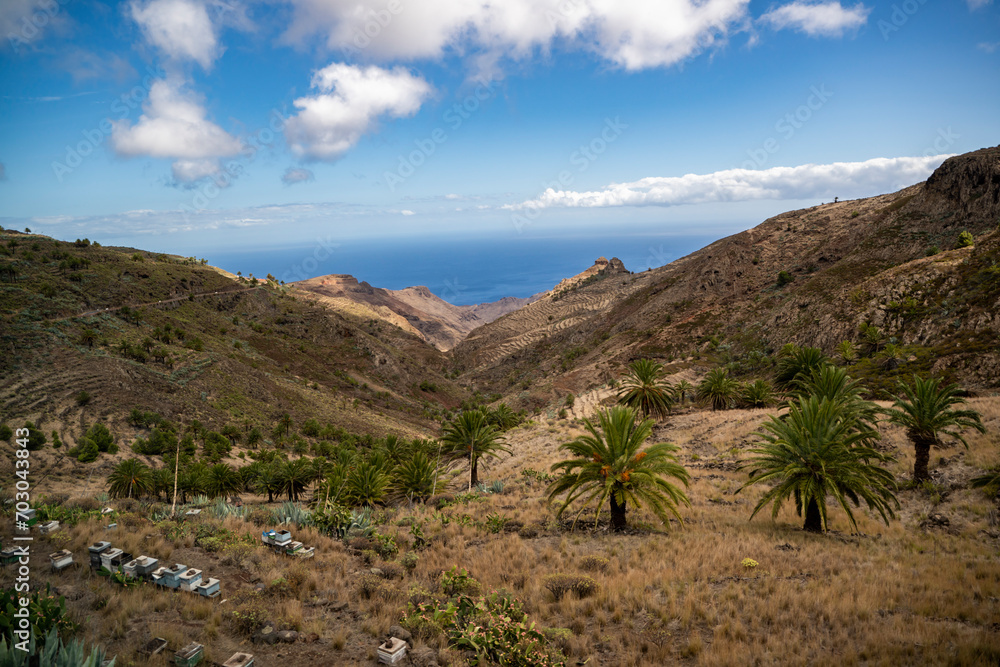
[508,155,951,210]
[111,78,243,183]
[282,167,315,184]
[131,0,220,68]
[285,63,432,161]
[759,1,869,37]
[283,0,751,70]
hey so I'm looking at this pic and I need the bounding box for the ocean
[204,234,719,306]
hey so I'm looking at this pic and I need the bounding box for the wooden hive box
[173,642,203,667]
[222,652,254,667]
[49,550,73,571]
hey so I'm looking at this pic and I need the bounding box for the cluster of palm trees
[107,404,524,510]
[545,354,985,534]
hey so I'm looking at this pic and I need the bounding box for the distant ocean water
[205,234,719,306]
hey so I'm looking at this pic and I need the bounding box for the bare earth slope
[454,146,1000,407]
[292,274,539,351]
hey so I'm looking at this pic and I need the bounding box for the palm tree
[859,323,887,357]
[486,403,521,431]
[697,368,738,411]
[886,376,986,482]
[346,459,391,506]
[789,365,881,437]
[971,469,1000,497]
[107,459,153,499]
[877,343,905,371]
[150,467,173,502]
[616,359,674,419]
[739,379,775,409]
[673,380,695,406]
[394,451,437,502]
[80,329,98,348]
[836,340,857,365]
[441,410,511,489]
[255,463,282,503]
[547,406,690,531]
[775,346,828,389]
[178,462,208,504]
[204,463,241,499]
[278,413,292,437]
[277,457,313,502]
[739,397,899,533]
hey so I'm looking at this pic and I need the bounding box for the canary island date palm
[775,345,829,390]
[790,365,881,439]
[886,375,986,483]
[697,367,738,411]
[441,410,511,489]
[738,396,898,533]
[107,458,153,500]
[547,406,690,531]
[617,358,674,419]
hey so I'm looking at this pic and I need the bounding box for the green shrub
[957,230,975,248]
[776,270,795,287]
[440,566,481,597]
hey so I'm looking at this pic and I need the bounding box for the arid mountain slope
[292,274,539,351]
[454,146,1000,407]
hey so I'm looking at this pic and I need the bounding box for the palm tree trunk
[912,433,934,482]
[610,493,627,531]
[470,457,478,490]
[803,498,823,532]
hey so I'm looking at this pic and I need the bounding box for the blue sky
[0,0,998,262]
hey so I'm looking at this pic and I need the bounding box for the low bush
[543,574,600,600]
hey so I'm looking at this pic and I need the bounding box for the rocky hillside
[292,274,539,351]
[453,146,1000,408]
[0,237,467,451]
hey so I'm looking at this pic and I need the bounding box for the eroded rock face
[925,145,1000,220]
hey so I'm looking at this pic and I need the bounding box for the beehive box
[88,542,111,568]
[377,637,408,664]
[178,568,203,592]
[100,548,124,571]
[173,642,203,667]
[49,550,73,571]
[140,637,168,656]
[222,652,254,667]
[38,520,60,535]
[195,577,220,598]
[159,563,188,589]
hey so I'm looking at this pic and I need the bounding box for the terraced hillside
[0,235,466,451]
[453,146,1000,408]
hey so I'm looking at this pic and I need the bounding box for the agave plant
[0,627,114,667]
[277,501,313,526]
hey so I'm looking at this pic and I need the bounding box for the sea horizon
[203,233,719,306]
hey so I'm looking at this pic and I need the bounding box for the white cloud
[400,209,415,215]
[0,0,73,52]
[282,167,315,184]
[760,1,869,37]
[285,63,432,161]
[967,0,992,9]
[111,78,243,183]
[978,41,1000,53]
[131,0,220,68]
[508,155,952,209]
[282,0,751,70]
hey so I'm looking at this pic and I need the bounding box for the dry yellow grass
[4,397,998,665]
